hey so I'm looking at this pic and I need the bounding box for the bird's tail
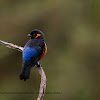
[20,66,30,81]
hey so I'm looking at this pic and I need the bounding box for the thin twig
[0,40,23,52]
[0,40,46,100]
[37,66,46,100]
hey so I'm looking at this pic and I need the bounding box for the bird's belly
[39,43,47,60]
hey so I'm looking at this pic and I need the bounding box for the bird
[20,29,47,81]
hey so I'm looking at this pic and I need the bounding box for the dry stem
[0,40,46,100]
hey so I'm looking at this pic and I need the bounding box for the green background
[0,0,100,100]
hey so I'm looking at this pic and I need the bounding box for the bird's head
[27,29,44,39]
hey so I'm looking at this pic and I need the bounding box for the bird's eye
[32,33,35,36]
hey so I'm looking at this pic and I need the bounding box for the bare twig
[0,40,23,52]
[0,40,47,100]
[37,65,46,100]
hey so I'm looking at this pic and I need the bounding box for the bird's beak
[27,34,31,37]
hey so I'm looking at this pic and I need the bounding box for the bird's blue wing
[23,46,42,62]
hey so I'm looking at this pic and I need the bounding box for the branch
[37,65,46,100]
[0,40,47,100]
[0,40,23,52]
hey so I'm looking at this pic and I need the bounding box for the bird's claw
[36,62,41,67]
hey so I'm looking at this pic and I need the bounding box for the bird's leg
[36,62,41,67]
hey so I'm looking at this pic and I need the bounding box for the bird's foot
[36,62,41,67]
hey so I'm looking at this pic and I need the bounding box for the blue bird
[20,29,47,81]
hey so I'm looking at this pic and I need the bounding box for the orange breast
[39,43,47,60]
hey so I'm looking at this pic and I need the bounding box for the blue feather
[23,47,38,61]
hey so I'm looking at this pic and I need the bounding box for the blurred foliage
[0,0,100,100]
